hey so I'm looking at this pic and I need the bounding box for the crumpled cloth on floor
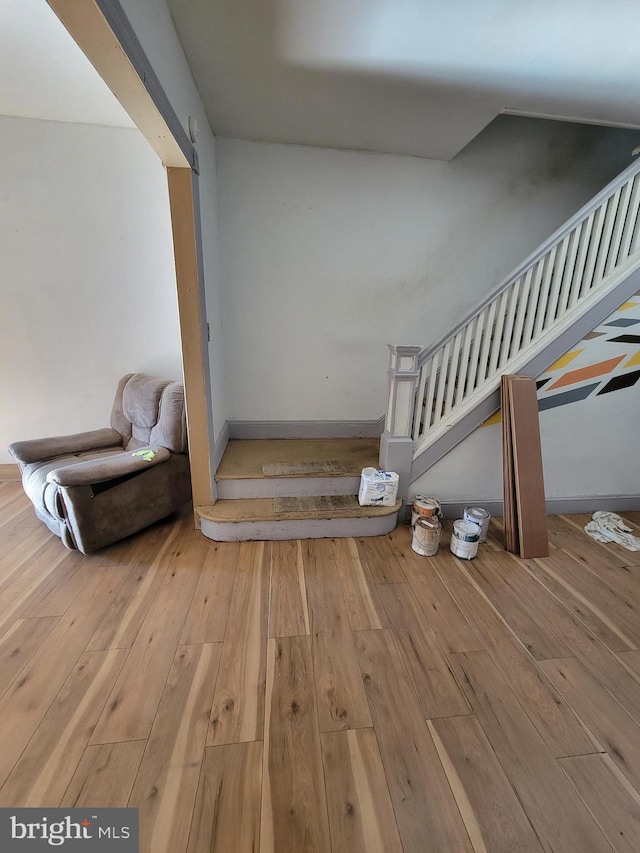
[584,511,640,551]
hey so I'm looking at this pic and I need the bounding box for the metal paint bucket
[463,506,491,543]
[412,517,441,557]
[450,520,480,560]
[411,496,441,528]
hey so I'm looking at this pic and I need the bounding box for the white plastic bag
[358,468,399,507]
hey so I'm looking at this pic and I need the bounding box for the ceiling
[0,0,134,128]
[167,0,640,160]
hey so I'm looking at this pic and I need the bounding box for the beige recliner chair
[9,374,192,554]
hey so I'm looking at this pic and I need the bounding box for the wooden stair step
[215,439,379,480]
[198,496,401,523]
[196,497,401,542]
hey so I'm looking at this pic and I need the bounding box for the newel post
[379,345,422,499]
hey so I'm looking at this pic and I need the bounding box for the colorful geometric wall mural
[483,289,640,425]
[536,290,640,411]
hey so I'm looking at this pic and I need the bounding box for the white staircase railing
[408,155,640,458]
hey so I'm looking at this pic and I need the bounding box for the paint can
[411,517,442,557]
[411,496,441,528]
[463,506,491,543]
[449,520,480,560]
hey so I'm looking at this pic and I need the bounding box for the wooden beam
[46,0,189,168]
[166,167,214,509]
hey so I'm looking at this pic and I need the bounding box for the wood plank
[61,741,146,808]
[564,513,640,567]
[622,511,640,526]
[0,522,51,570]
[0,498,26,531]
[0,616,58,700]
[19,550,88,618]
[330,538,388,631]
[509,376,549,558]
[0,481,22,503]
[268,540,309,638]
[470,552,572,659]
[303,539,372,732]
[355,536,407,584]
[526,550,640,652]
[181,540,239,644]
[207,541,268,745]
[618,650,640,678]
[502,375,518,553]
[558,753,640,853]
[388,527,483,653]
[551,548,640,608]
[321,728,403,853]
[542,656,640,793]
[449,651,610,853]
[0,562,128,789]
[0,540,84,612]
[378,582,470,718]
[90,639,177,744]
[429,715,544,853]
[86,519,184,650]
[0,493,41,528]
[433,551,598,757]
[11,505,48,529]
[129,643,222,853]
[186,742,262,853]
[0,648,128,806]
[6,497,640,848]
[0,538,71,630]
[354,629,474,853]
[91,536,206,743]
[260,635,331,853]
[487,555,640,725]
[546,514,629,569]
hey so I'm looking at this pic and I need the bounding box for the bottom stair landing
[197,437,401,541]
[197,495,401,541]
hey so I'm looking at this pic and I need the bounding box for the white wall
[119,0,227,442]
[0,115,181,463]
[217,118,638,421]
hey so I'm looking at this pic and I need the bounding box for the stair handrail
[417,154,640,368]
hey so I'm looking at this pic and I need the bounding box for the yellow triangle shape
[547,349,584,372]
[482,410,502,427]
[624,349,640,368]
[617,301,639,312]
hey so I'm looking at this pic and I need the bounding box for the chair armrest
[9,428,123,465]
[46,446,170,487]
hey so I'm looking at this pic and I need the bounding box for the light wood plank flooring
[1,480,640,852]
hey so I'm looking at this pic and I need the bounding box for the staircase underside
[410,266,640,483]
[199,438,400,541]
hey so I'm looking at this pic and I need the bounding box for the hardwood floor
[1,481,640,851]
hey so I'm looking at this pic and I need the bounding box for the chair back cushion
[110,373,188,453]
